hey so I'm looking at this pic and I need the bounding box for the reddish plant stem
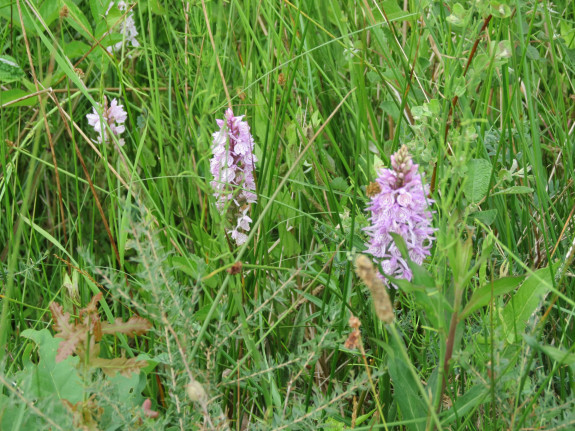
[439,309,459,411]
[430,14,493,194]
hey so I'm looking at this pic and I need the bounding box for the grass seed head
[355,255,394,324]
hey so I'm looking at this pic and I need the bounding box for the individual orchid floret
[210,108,258,246]
[106,1,140,55]
[364,145,435,287]
[86,97,127,146]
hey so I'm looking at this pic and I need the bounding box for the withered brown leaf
[91,356,148,378]
[101,315,152,337]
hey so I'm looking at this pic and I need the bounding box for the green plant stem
[189,88,354,362]
[388,324,443,431]
[358,338,388,430]
[0,135,41,367]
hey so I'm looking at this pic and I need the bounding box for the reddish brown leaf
[56,329,86,362]
[85,292,103,314]
[101,316,152,337]
[49,302,73,334]
[91,356,148,377]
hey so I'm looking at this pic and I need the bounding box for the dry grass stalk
[355,255,394,324]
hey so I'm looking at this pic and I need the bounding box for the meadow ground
[1,0,574,430]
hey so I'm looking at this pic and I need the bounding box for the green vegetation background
[1,0,574,429]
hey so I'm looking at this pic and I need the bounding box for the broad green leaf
[136,352,169,374]
[107,372,145,404]
[495,40,512,59]
[0,89,38,107]
[491,2,512,18]
[526,45,541,61]
[446,3,469,27]
[330,176,348,192]
[469,209,497,225]
[0,393,27,431]
[386,336,427,431]
[492,186,534,196]
[460,276,524,319]
[64,41,92,59]
[62,0,93,40]
[0,0,61,35]
[502,264,557,343]
[323,418,345,430]
[276,223,301,258]
[0,56,25,83]
[20,329,84,403]
[147,0,166,15]
[441,384,489,424]
[89,0,107,21]
[379,0,416,22]
[560,20,575,49]
[463,158,492,203]
[380,100,400,118]
[193,303,213,322]
[355,409,375,425]
[524,335,575,372]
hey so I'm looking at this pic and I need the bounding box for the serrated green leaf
[463,159,492,203]
[0,56,25,83]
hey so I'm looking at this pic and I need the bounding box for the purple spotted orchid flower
[365,145,435,287]
[210,108,258,245]
[86,97,127,146]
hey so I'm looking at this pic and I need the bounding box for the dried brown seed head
[344,329,361,350]
[59,5,69,18]
[355,255,394,324]
[226,261,243,275]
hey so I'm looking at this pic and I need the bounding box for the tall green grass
[1,0,574,429]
